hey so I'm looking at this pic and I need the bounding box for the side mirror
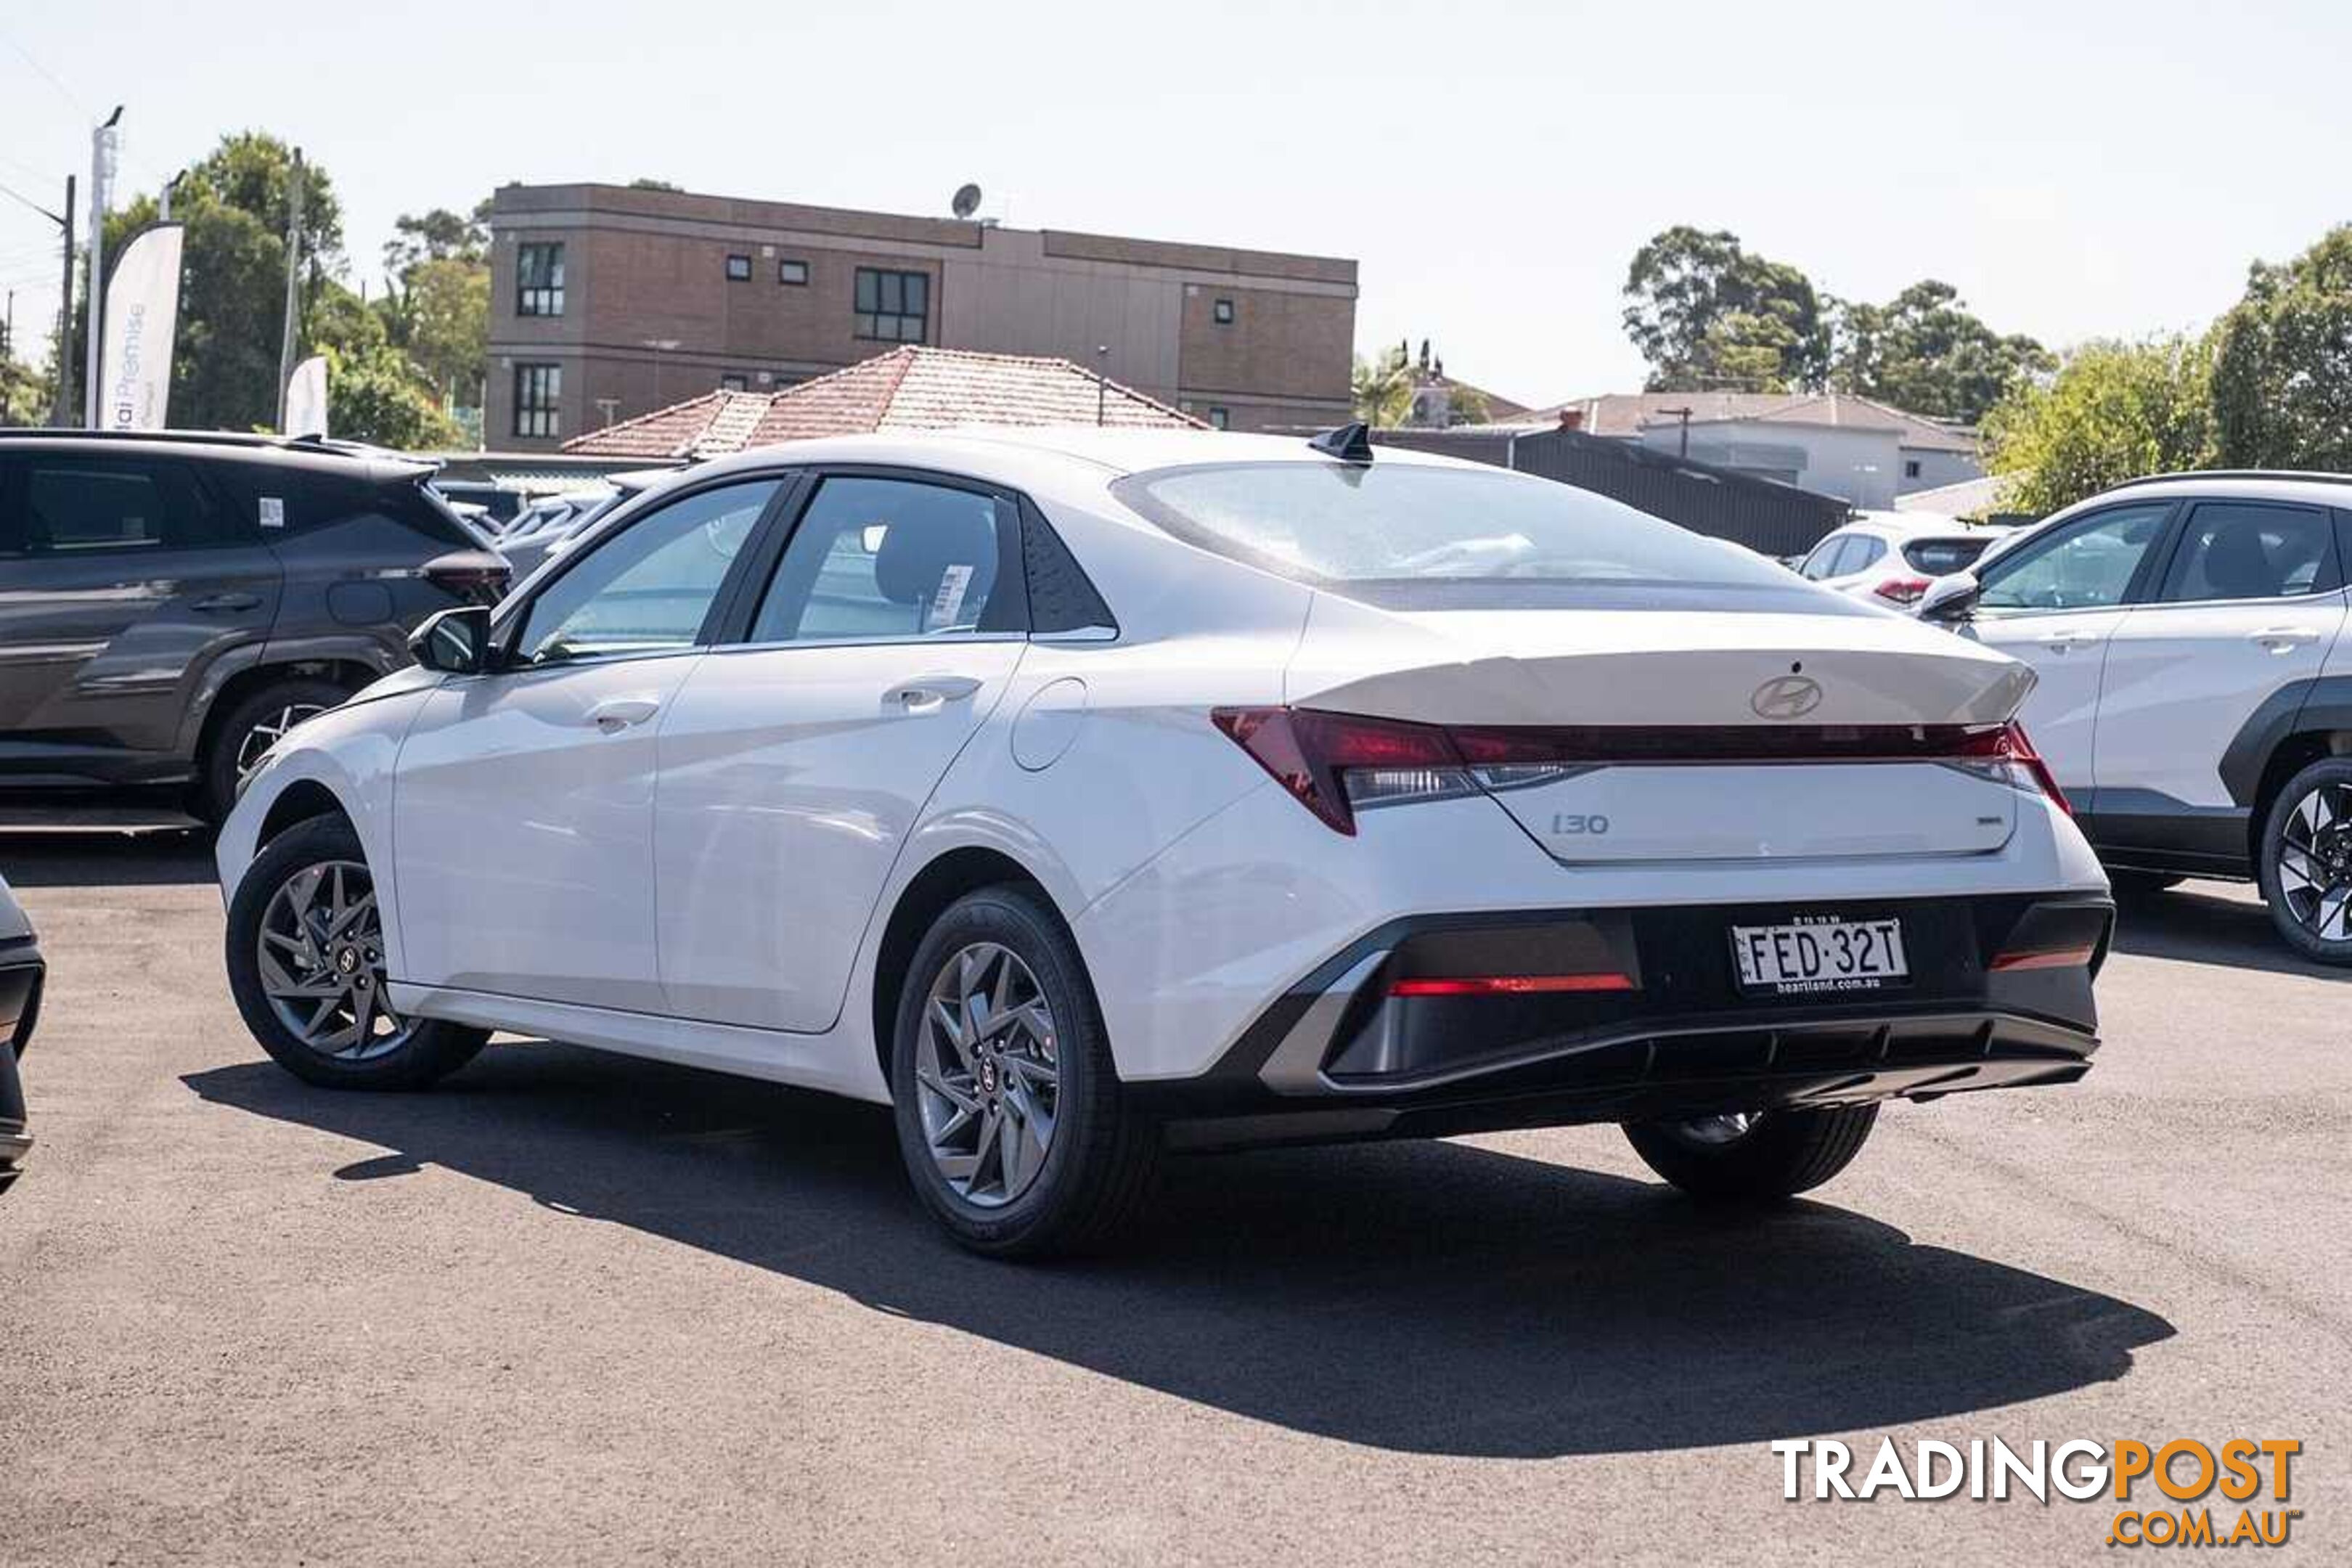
[1916,572,1983,624]
[409,605,493,674]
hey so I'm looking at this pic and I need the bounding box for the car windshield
[1111,460,1859,613]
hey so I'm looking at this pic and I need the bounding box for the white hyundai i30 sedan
[217,425,2114,1256]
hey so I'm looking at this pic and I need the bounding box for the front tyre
[1622,1104,1879,1204]
[2258,757,2352,965]
[224,815,488,1090]
[889,886,1156,1259]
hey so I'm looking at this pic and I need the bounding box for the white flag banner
[284,355,329,438]
[99,223,184,431]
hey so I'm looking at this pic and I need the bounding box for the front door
[391,476,784,1010]
[654,473,1027,1033]
[0,452,282,767]
[1964,499,2178,798]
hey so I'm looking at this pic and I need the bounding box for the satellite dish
[951,182,982,220]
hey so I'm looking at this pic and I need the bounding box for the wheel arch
[2247,729,2352,867]
[869,846,1074,1090]
[192,658,381,775]
[256,777,354,850]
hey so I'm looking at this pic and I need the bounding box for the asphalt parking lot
[1,836,2345,1566]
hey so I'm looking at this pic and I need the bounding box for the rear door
[1964,499,2178,796]
[0,449,282,761]
[2094,499,2347,832]
[652,470,1029,1032]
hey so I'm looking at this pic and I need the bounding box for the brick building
[485,182,1357,450]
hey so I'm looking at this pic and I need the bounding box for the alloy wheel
[915,942,1061,1207]
[237,703,330,775]
[256,859,410,1060]
[2277,783,2352,939]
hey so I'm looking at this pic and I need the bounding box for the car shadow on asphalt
[184,1042,2175,1459]
[2109,885,2352,981]
[0,831,217,889]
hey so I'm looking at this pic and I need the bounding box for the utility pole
[83,107,122,428]
[275,147,306,431]
[51,173,75,427]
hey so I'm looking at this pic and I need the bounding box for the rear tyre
[199,676,350,822]
[2258,756,2352,965]
[889,886,1157,1259]
[224,815,488,1090]
[2107,870,2184,899]
[1622,1104,1879,1204]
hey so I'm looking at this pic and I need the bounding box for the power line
[0,176,63,226]
[0,24,90,118]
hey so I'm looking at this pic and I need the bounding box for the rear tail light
[1213,709,2073,832]
[1943,720,2070,815]
[1209,708,1474,835]
[1874,575,1932,605]
[421,550,512,605]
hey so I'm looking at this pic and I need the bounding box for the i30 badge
[1750,674,1824,719]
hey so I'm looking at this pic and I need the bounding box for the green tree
[1351,342,1413,427]
[1831,280,2053,425]
[1981,336,2215,515]
[380,203,492,415]
[1622,226,1829,392]
[2210,224,2352,470]
[306,280,462,449]
[382,202,489,274]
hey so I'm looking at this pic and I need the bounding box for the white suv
[1935,472,2352,960]
[1796,512,2006,611]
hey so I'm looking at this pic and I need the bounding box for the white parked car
[1922,471,2352,960]
[1797,512,2007,610]
[217,428,2112,1256]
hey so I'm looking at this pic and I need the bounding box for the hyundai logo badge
[1750,674,1824,720]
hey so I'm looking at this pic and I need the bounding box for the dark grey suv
[0,430,507,820]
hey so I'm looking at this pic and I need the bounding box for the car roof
[2093,471,2352,507]
[0,426,436,483]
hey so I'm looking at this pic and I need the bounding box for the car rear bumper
[0,937,46,1175]
[1129,893,2110,1151]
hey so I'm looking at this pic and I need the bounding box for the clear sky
[3,0,2347,407]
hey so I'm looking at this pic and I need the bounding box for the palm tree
[1352,344,1413,427]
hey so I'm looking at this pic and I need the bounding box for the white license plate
[1731,917,1908,994]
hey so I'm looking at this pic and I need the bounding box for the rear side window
[225,465,489,550]
[1111,460,1848,613]
[2156,501,2340,603]
[1842,535,1886,573]
[748,477,1019,642]
[1902,536,1989,576]
[3,456,247,553]
[1798,534,1850,580]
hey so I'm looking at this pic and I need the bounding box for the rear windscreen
[1901,536,1990,575]
[1111,460,1867,613]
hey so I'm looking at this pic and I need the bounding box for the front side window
[1976,502,2172,611]
[516,242,565,317]
[2156,501,2339,603]
[854,268,928,343]
[513,363,562,439]
[748,477,1008,642]
[514,479,780,663]
[6,457,238,553]
[1112,460,1847,613]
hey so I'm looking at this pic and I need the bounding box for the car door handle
[2248,626,2322,650]
[882,674,983,711]
[2036,629,2100,650]
[585,697,661,732]
[191,592,261,614]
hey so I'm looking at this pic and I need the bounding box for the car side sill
[388,981,891,1105]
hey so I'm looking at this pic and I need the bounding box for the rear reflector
[1389,973,1637,997]
[1988,943,2099,972]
